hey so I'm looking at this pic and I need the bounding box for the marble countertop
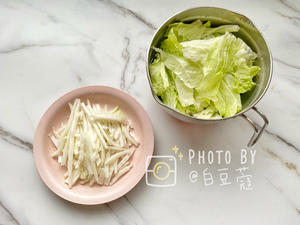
[0,0,300,224]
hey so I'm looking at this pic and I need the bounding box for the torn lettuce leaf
[175,76,194,107]
[149,19,260,119]
[153,47,203,89]
[149,57,169,95]
[170,20,240,42]
[193,105,222,119]
[160,28,182,56]
[161,84,178,109]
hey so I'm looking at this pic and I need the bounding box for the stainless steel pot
[146,7,272,147]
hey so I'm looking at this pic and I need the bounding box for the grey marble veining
[0,0,300,224]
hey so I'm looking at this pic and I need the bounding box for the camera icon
[145,155,177,187]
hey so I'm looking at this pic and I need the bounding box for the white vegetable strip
[53,123,65,136]
[85,135,99,184]
[49,135,58,148]
[94,114,125,123]
[110,164,133,185]
[105,149,134,165]
[105,146,127,151]
[66,104,81,187]
[81,102,93,119]
[92,123,108,148]
[117,150,134,170]
[49,98,139,188]
[62,99,80,137]
[122,125,139,146]
[95,122,112,145]
[62,101,80,166]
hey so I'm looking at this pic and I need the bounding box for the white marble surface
[0,0,300,224]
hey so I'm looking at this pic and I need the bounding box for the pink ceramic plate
[33,86,154,205]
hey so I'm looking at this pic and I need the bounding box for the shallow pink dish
[33,86,154,205]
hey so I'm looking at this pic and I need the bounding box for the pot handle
[240,107,269,147]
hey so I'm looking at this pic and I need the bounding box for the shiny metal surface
[241,107,269,147]
[146,7,272,146]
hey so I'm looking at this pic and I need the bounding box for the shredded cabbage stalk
[49,98,139,188]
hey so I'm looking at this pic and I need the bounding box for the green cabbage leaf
[149,20,260,119]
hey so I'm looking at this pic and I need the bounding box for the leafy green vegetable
[170,20,240,42]
[161,83,178,109]
[149,19,260,119]
[149,57,169,95]
[160,28,182,55]
[153,47,203,89]
[175,76,194,107]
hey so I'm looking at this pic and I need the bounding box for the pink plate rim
[33,86,154,205]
